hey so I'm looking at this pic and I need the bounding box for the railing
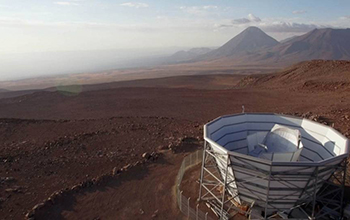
[176,150,215,220]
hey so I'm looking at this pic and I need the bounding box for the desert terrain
[1,26,349,95]
[0,60,350,219]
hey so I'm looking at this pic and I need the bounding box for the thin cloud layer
[292,10,307,14]
[260,22,324,33]
[179,5,218,16]
[203,5,218,10]
[120,2,149,8]
[231,18,251,24]
[232,14,261,24]
[219,13,329,34]
[54,2,79,6]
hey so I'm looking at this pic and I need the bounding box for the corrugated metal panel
[204,113,348,213]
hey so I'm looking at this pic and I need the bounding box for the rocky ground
[0,60,350,219]
[0,117,202,219]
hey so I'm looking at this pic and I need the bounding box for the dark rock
[168,143,174,150]
[25,211,35,219]
[32,202,45,211]
[122,164,131,171]
[71,185,81,192]
[157,145,168,150]
[0,177,15,184]
[152,209,159,218]
[5,186,22,193]
[142,152,151,159]
[150,152,159,161]
[112,167,119,176]
[0,197,6,204]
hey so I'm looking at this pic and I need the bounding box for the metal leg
[311,167,319,219]
[220,156,229,220]
[340,159,347,218]
[264,166,272,219]
[198,141,207,201]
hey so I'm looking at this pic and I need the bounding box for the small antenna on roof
[242,105,245,113]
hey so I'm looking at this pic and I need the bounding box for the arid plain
[0,60,350,219]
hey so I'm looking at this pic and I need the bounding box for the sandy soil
[0,60,350,219]
[0,64,278,91]
[0,117,201,219]
[34,150,193,220]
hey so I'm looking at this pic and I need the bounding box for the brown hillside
[239,60,350,91]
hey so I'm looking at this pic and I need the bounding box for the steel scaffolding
[198,141,347,220]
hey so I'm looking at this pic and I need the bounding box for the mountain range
[200,26,279,59]
[168,27,350,66]
[166,47,213,63]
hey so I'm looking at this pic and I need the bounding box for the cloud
[217,24,234,28]
[248,14,261,22]
[0,16,169,33]
[232,14,261,24]
[231,18,251,24]
[292,10,307,14]
[54,1,79,6]
[226,14,329,35]
[218,16,330,34]
[0,4,12,8]
[340,16,350,20]
[120,2,149,8]
[179,5,218,16]
[260,22,323,33]
[203,5,218,10]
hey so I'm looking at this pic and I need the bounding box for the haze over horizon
[1,0,350,80]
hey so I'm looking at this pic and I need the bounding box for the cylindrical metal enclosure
[204,113,349,213]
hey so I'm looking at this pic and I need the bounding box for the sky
[0,0,350,80]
